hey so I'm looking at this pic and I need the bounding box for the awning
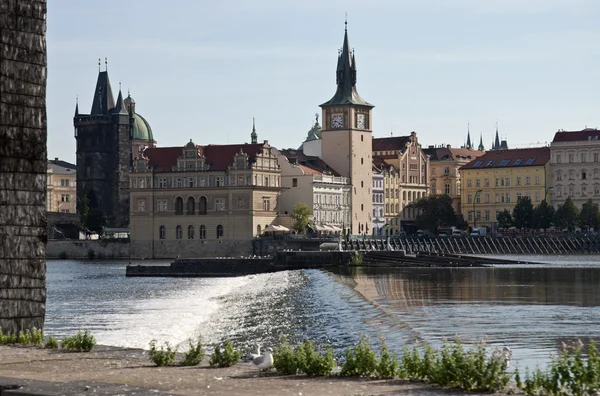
[263,224,290,233]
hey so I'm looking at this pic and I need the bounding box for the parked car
[417,229,435,238]
[452,229,464,237]
[393,231,407,238]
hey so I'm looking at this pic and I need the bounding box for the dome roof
[185,139,196,148]
[124,95,135,104]
[304,121,322,142]
[131,113,154,142]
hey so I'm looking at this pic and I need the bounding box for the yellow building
[423,145,484,214]
[46,158,77,213]
[459,147,551,228]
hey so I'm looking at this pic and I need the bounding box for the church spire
[478,132,484,151]
[74,96,79,117]
[90,62,115,115]
[466,123,472,149]
[114,87,127,114]
[251,117,257,144]
[494,122,500,150]
[321,21,373,108]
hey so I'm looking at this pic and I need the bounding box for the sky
[48,0,600,163]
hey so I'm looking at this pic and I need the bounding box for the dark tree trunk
[0,0,47,333]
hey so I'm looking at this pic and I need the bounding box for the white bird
[251,347,274,377]
[243,344,261,362]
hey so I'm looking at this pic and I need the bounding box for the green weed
[209,340,242,368]
[149,340,177,367]
[181,337,205,366]
[45,336,59,349]
[61,330,96,352]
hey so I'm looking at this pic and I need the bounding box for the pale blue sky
[48,0,600,163]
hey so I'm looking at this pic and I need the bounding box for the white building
[550,128,600,208]
[372,161,385,235]
[277,148,351,233]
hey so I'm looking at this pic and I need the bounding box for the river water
[45,255,600,371]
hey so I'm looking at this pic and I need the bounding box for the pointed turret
[90,70,115,115]
[478,133,484,151]
[321,23,373,107]
[494,123,500,150]
[114,89,128,114]
[466,124,472,149]
[251,117,257,144]
[74,97,79,117]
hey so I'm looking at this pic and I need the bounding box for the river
[45,255,600,371]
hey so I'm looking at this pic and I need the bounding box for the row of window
[159,224,224,240]
[554,185,600,198]
[383,190,425,201]
[555,152,600,164]
[372,193,384,203]
[466,176,541,188]
[138,196,272,214]
[430,183,453,195]
[555,169,600,181]
[314,193,349,206]
[384,175,427,184]
[431,167,451,176]
[132,174,280,189]
[466,191,544,204]
[372,179,384,188]
[313,210,348,224]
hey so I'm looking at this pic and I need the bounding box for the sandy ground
[0,345,511,395]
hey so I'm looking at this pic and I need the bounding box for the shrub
[520,340,600,395]
[45,336,59,349]
[296,340,336,376]
[87,248,96,260]
[149,340,177,367]
[61,330,96,352]
[0,328,43,346]
[209,340,242,368]
[181,337,205,366]
[273,339,300,375]
[348,252,363,266]
[377,342,399,379]
[341,336,378,377]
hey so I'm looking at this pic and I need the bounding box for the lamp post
[473,189,483,228]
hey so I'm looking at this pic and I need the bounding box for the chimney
[447,145,451,149]
[54,157,58,163]
[263,140,269,145]
[428,145,434,149]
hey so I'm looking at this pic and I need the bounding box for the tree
[291,202,312,233]
[497,209,513,229]
[533,200,555,232]
[513,197,534,230]
[554,197,580,231]
[86,209,109,234]
[579,199,600,231]
[78,196,90,226]
[413,194,458,232]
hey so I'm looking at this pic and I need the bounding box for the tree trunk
[0,0,47,333]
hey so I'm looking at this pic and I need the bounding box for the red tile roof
[144,143,264,172]
[552,128,600,143]
[372,136,411,151]
[460,147,550,170]
[279,149,341,176]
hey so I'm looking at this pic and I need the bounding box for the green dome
[131,113,154,142]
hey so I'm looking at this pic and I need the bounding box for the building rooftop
[279,148,340,176]
[372,136,411,151]
[460,147,550,170]
[423,146,484,162]
[47,158,76,174]
[552,128,600,143]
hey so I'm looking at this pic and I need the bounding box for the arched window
[402,191,406,201]
[257,224,261,235]
[176,225,183,239]
[199,225,206,240]
[175,197,184,215]
[188,225,195,239]
[186,197,195,215]
[216,225,224,239]
[198,196,207,215]
[159,225,166,240]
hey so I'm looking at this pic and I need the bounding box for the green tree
[533,200,556,232]
[579,199,600,231]
[554,197,580,231]
[413,194,458,232]
[513,197,534,230]
[292,202,313,233]
[86,208,108,234]
[497,209,513,229]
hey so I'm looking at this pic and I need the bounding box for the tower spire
[494,122,500,150]
[114,86,127,114]
[478,132,484,151]
[74,96,79,116]
[251,117,257,144]
[466,123,472,149]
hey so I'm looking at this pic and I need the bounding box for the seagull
[251,347,273,377]
[243,344,261,362]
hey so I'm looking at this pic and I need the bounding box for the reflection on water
[45,257,600,371]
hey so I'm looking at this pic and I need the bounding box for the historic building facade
[129,139,282,258]
[459,147,551,228]
[46,159,77,213]
[278,149,351,232]
[371,162,385,235]
[320,25,373,235]
[74,67,156,228]
[423,145,484,213]
[550,128,600,209]
[372,133,430,234]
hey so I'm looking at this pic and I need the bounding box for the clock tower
[320,23,374,236]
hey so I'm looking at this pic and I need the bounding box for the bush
[61,330,96,352]
[149,340,177,367]
[341,336,378,377]
[377,342,399,379]
[296,340,335,376]
[45,336,59,349]
[181,337,205,366]
[0,328,43,346]
[520,340,600,395]
[209,340,242,368]
[348,252,363,266]
[273,339,300,375]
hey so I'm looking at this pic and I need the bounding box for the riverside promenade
[0,346,503,396]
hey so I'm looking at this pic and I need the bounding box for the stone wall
[0,0,47,333]
[130,239,253,259]
[46,240,130,259]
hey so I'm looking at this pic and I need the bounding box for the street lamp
[473,189,483,228]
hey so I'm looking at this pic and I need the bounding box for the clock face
[332,114,343,129]
[357,114,366,129]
